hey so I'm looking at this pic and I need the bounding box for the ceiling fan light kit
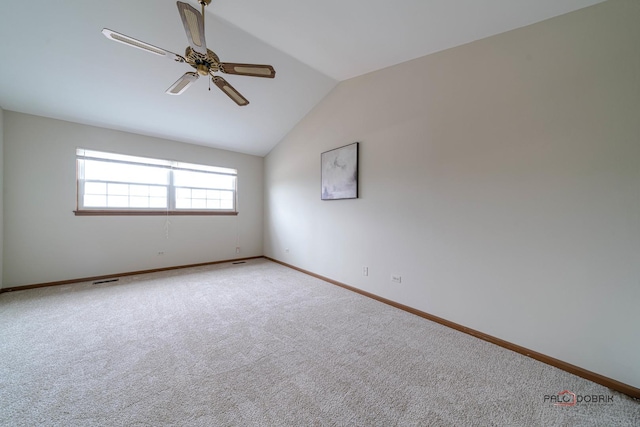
[102,0,275,106]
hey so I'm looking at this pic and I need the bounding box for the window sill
[74,210,238,216]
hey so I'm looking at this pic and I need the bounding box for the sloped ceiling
[0,0,604,156]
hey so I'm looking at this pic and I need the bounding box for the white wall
[264,1,640,388]
[3,112,263,287]
[0,107,4,287]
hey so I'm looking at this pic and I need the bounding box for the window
[75,149,237,216]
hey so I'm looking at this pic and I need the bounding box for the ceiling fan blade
[176,1,207,55]
[219,63,276,78]
[166,72,199,95]
[102,29,185,63]
[212,76,249,106]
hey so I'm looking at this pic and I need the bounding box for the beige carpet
[0,258,638,426]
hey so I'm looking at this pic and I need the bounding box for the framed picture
[321,142,359,200]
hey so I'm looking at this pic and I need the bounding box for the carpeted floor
[0,258,638,426]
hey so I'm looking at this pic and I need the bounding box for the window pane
[176,188,191,199]
[192,199,206,209]
[207,190,220,199]
[220,190,234,200]
[221,200,233,209]
[108,183,129,196]
[107,195,128,207]
[130,185,149,197]
[150,197,167,208]
[84,195,106,207]
[149,186,167,197]
[174,161,236,175]
[85,182,106,195]
[84,160,168,185]
[78,149,171,167]
[207,199,221,209]
[176,198,191,209]
[130,197,149,208]
[192,189,207,199]
[173,170,235,190]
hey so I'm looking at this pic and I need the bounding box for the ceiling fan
[102,0,275,106]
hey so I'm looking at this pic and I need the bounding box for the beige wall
[3,112,263,287]
[264,1,640,388]
[0,107,3,287]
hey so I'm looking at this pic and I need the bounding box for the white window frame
[75,148,238,216]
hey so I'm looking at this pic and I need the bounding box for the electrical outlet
[235,247,241,254]
[157,251,165,256]
[285,248,290,253]
[363,266,369,276]
[391,274,402,283]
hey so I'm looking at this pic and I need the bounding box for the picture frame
[321,142,359,200]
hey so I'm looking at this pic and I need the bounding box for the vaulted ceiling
[0,0,604,156]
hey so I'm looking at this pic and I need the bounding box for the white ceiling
[0,0,604,156]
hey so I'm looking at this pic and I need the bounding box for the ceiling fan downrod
[199,0,211,28]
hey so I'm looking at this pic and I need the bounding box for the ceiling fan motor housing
[185,46,221,75]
